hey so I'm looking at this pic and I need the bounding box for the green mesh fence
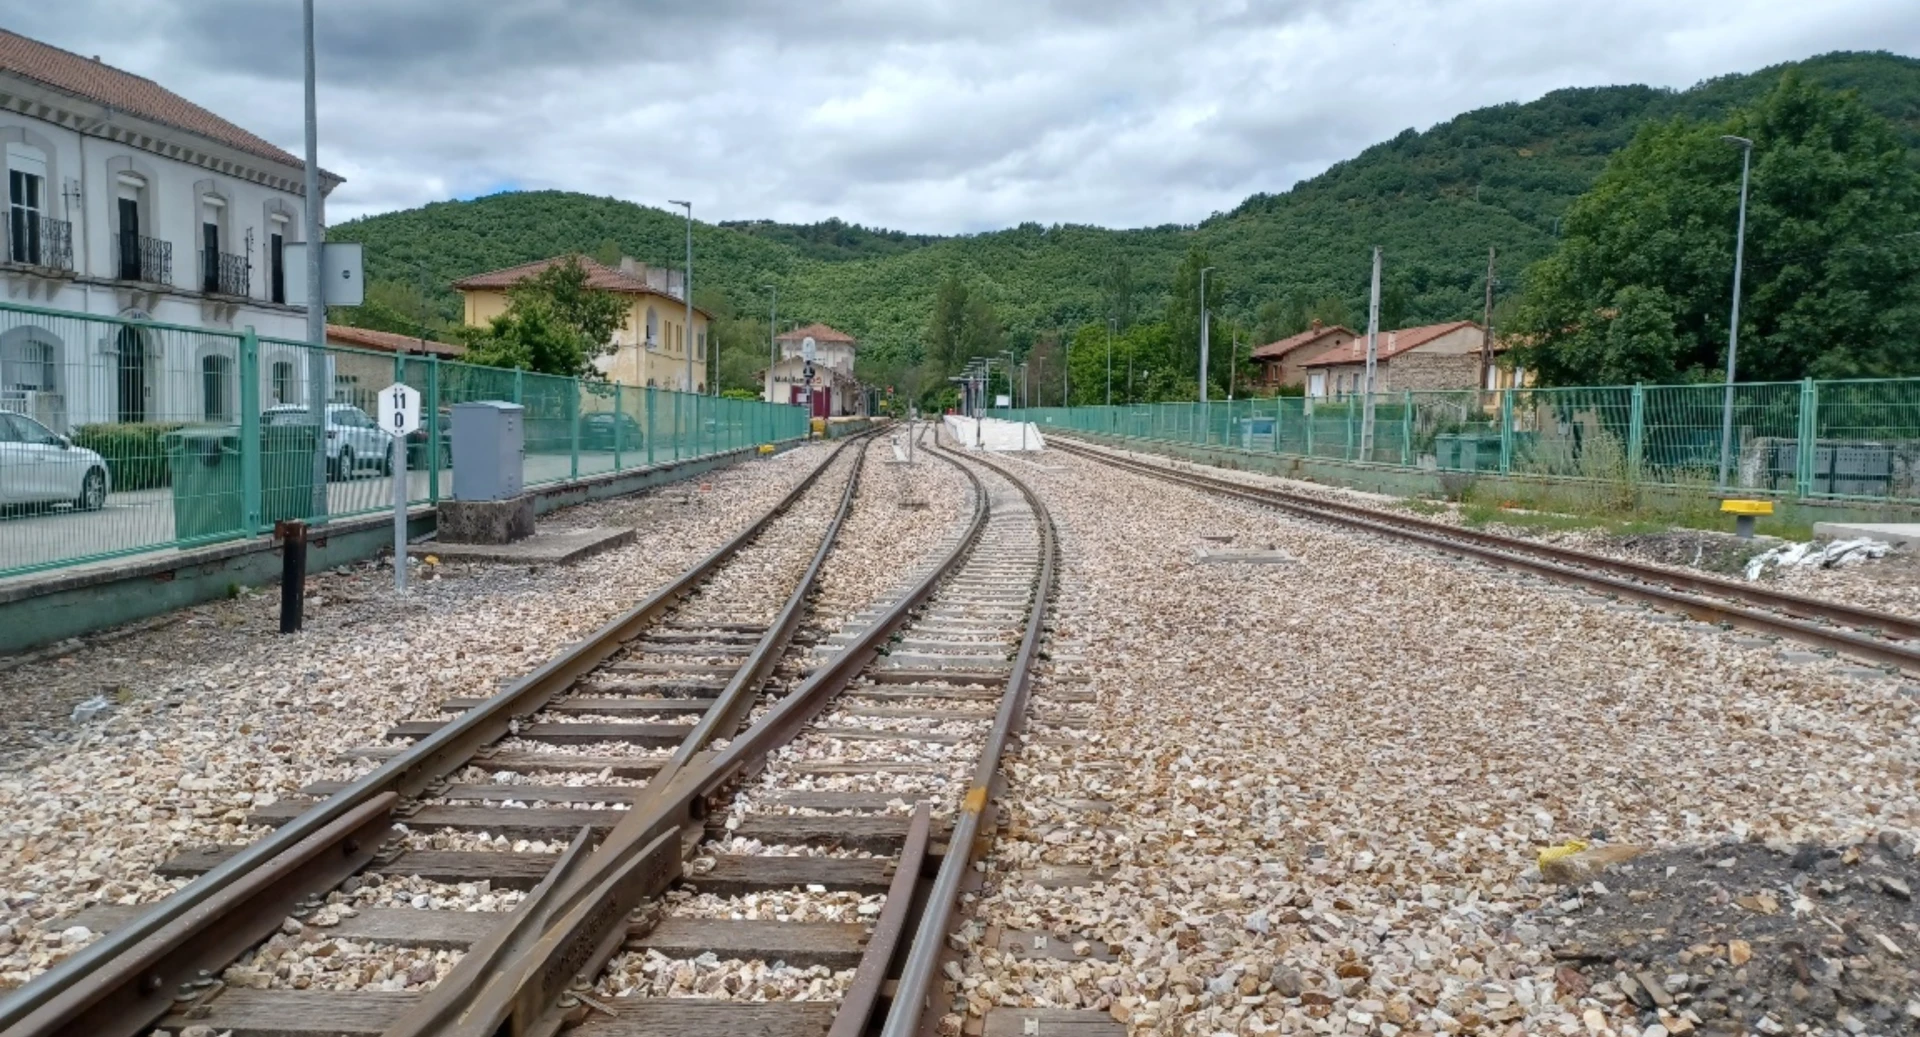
[1007,376,1920,505]
[0,300,810,579]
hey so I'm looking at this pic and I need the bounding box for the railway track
[1050,436,1920,673]
[0,425,1063,1037]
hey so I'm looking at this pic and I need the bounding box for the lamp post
[669,199,693,394]
[762,284,777,403]
[1000,350,1015,416]
[1106,317,1115,409]
[300,0,328,522]
[1717,135,1754,491]
[1198,267,1215,403]
[1060,332,1069,409]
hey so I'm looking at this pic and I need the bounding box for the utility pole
[669,200,693,393]
[1478,246,1496,400]
[1105,318,1115,408]
[301,0,328,523]
[1227,330,1239,401]
[1197,267,1216,403]
[1360,246,1382,458]
[1061,331,1069,408]
[762,284,777,403]
[1717,135,1754,491]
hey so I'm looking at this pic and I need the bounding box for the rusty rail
[0,434,873,1037]
[1053,437,1920,672]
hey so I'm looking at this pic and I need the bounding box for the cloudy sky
[10,1,1917,233]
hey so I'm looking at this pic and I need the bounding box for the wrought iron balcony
[200,247,250,297]
[114,232,172,284]
[3,212,74,273]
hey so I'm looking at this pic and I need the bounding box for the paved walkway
[0,450,649,575]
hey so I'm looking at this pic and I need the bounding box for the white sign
[995,394,1012,407]
[801,336,817,363]
[280,242,366,307]
[378,382,421,436]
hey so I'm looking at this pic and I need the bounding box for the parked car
[0,411,109,510]
[406,409,452,468]
[581,411,642,451]
[261,404,397,480]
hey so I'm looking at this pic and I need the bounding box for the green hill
[331,50,1920,365]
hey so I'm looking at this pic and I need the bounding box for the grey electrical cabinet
[451,401,525,501]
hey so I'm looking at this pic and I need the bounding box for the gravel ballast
[0,442,842,988]
[939,444,1920,1036]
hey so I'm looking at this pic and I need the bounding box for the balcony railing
[200,248,250,297]
[115,233,172,285]
[3,212,74,273]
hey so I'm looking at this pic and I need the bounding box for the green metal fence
[1002,376,1920,505]
[0,301,809,579]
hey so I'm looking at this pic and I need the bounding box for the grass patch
[1455,482,1816,541]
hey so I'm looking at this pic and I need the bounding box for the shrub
[71,422,187,491]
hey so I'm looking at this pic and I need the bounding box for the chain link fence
[0,301,808,579]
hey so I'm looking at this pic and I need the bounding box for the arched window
[201,354,234,421]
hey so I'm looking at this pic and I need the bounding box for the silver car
[262,404,397,480]
[0,412,109,510]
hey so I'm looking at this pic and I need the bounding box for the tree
[331,278,451,337]
[461,256,628,378]
[1512,72,1920,385]
[1165,247,1224,393]
[1102,255,1136,331]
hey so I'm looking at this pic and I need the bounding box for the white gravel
[935,443,1920,1036]
[0,442,841,988]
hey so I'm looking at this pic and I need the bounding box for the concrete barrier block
[438,495,535,544]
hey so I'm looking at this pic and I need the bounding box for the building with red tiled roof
[1301,321,1500,396]
[1248,322,1357,389]
[326,324,466,359]
[766,323,864,417]
[0,28,342,431]
[454,255,714,392]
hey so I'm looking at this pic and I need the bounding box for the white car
[262,404,397,480]
[0,411,109,510]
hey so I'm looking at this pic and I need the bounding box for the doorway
[115,327,148,423]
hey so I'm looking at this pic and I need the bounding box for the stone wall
[1390,352,1482,392]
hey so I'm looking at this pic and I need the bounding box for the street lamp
[1198,267,1216,403]
[1716,135,1754,490]
[999,350,1015,415]
[669,200,693,394]
[762,284,777,403]
[1106,317,1115,409]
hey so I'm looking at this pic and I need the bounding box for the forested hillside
[330,50,1920,384]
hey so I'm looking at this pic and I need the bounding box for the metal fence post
[426,358,441,506]
[646,386,657,467]
[569,379,580,480]
[613,384,624,472]
[240,327,262,532]
[1627,383,1645,484]
[1345,398,1355,460]
[1796,378,1817,498]
[1499,389,1515,474]
[1402,390,1413,467]
[512,368,523,406]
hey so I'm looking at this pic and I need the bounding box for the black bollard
[277,519,307,633]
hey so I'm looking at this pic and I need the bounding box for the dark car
[405,407,452,468]
[581,411,642,451]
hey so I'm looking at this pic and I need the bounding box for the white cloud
[7,0,1916,231]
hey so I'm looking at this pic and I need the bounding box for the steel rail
[1054,437,1920,642]
[382,435,996,1037]
[385,434,877,1037]
[1053,438,1920,672]
[0,435,871,1037]
[881,431,1060,1037]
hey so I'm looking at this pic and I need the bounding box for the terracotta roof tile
[1302,321,1482,366]
[326,324,465,358]
[1248,325,1355,361]
[0,29,321,175]
[775,322,857,345]
[451,255,712,318]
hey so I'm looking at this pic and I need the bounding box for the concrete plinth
[438,495,535,544]
[412,526,634,565]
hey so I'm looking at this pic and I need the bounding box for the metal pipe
[1717,136,1754,490]
[1198,266,1215,403]
[277,520,305,633]
[301,0,327,522]
[763,283,776,404]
